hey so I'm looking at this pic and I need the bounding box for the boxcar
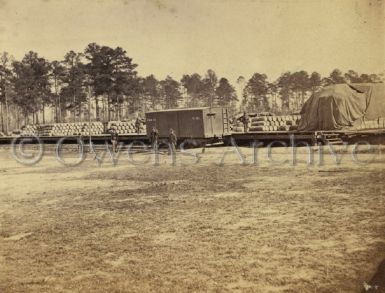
[145,107,230,142]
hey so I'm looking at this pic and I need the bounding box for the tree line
[240,69,383,114]
[0,43,383,133]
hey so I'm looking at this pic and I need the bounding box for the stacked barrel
[107,120,146,135]
[21,122,104,136]
[232,114,301,133]
[230,124,244,133]
[19,120,147,137]
[249,115,301,131]
[43,122,104,136]
[21,125,39,136]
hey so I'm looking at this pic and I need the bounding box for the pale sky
[0,0,384,83]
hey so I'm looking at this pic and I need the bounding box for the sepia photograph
[0,0,384,292]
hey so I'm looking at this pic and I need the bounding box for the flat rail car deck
[226,128,385,146]
[225,131,317,146]
[339,128,385,144]
[0,128,384,146]
[0,134,149,145]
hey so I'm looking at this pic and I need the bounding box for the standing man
[78,132,84,153]
[239,111,249,133]
[168,128,177,155]
[110,125,119,153]
[135,115,144,134]
[150,126,159,151]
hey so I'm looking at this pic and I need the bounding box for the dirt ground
[0,144,384,292]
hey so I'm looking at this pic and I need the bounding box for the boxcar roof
[146,107,223,114]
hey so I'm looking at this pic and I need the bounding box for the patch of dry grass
[0,148,384,292]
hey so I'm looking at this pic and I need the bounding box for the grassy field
[0,145,384,292]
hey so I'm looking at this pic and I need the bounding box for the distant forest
[0,43,383,132]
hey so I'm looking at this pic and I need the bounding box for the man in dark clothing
[78,132,84,152]
[168,128,177,155]
[150,126,159,151]
[135,116,144,134]
[238,112,250,133]
[110,126,119,153]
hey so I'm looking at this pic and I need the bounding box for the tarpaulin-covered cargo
[298,83,385,131]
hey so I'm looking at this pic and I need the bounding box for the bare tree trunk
[42,103,45,124]
[54,78,59,123]
[54,96,58,123]
[102,97,106,122]
[119,100,123,120]
[107,94,111,121]
[95,96,100,121]
[72,94,76,123]
[0,102,4,132]
[5,92,9,134]
[16,107,20,129]
[58,94,62,123]
[54,98,57,123]
[103,96,107,121]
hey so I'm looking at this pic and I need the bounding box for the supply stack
[107,120,146,135]
[21,122,104,137]
[249,115,301,132]
[21,125,39,136]
[232,114,301,133]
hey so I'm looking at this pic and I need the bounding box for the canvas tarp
[348,83,385,120]
[298,83,385,131]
